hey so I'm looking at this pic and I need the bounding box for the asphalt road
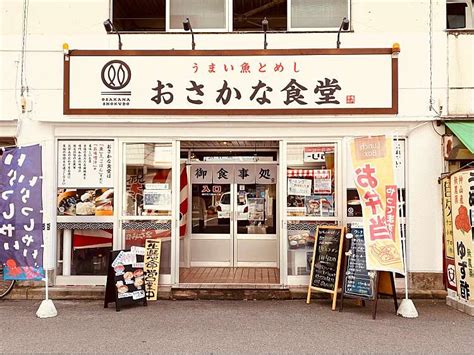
[0,299,471,354]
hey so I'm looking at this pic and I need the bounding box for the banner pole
[35,144,57,318]
[393,134,418,318]
[45,266,49,301]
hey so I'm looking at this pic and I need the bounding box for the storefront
[50,45,410,288]
[440,121,474,310]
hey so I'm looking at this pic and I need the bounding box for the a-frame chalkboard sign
[104,249,147,312]
[339,225,398,319]
[306,226,345,310]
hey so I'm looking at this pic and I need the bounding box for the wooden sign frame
[63,48,399,116]
[306,225,345,310]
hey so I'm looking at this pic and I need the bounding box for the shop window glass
[287,220,337,275]
[57,229,112,276]
[124,143,173,217]
[123,142,173,277]
[286,142,338,277]
[290,0,349,30]
[169,0,227,30]
[56,139,116,277]
[192,184,231,234]
[236,184,276,235]
[233,0,287,31]
[287,143,336,218]
[70,230,112,275]
[112,0,166,31]
[122,221,172,274]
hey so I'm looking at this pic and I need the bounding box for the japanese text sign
[288,178,312,196]
[350,136,404,273]
[313,170,332,194]
[57,140,114,188]
[143,239,162,301]
[191,165,213,184]
[234,165,256,184]
[303,146,333,163]
[213,165,234,184]
[450,170,474,303]
[191,164,277,184]
[0,145,44,280]
[441,177,456,291]
[65,49,397,115]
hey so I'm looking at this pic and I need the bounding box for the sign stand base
[340,271,398,320]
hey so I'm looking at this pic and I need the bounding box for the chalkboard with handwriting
[309,226,344,293]
[343,227,375,299]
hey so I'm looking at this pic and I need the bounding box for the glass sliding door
[285,141,342,285]
[121,142,175,284]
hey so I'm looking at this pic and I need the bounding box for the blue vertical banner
[0,145,44,280]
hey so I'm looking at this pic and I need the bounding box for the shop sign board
[104,249,147,311]
[64,49,398,115]
[350,136,404,274]
[441,176,457,291]
[143,239,161,301]
[57,140,114,188]
[0,145,45,280]
[303,146,334,163]
[450,170,474,303]
[191,164,277,184]
[307,226,345,310]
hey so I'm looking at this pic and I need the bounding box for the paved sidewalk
[0,299,471,353]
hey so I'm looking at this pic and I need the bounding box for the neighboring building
[1,0,470,292]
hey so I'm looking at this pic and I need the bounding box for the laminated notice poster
[313,170,332,194]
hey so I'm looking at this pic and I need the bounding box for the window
[446,1,474,29]
[233,0,287,31]
[286,142,339,276]
[112,0,350,32]
[289,0,349,31]
[113,0,166,31]
[168,0,228,31]
[122,142,173,275]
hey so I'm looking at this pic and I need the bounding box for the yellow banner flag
[350,136,404,273]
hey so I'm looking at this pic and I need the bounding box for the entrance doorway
[179,141,280,284]
[190,182,277,267]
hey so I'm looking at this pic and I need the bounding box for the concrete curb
[3,286,447,301]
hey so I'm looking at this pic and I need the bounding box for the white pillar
[62,229,72,276]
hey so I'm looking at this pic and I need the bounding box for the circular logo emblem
[101,60,131,90]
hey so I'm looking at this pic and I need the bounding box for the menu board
[343,227,375,299]
[309,226,344,292]
[104,248,147,311]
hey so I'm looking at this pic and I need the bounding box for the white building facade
[1,0,464,290]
